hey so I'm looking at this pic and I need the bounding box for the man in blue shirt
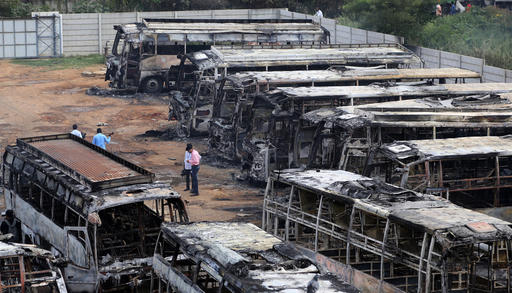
[92,128,112,150]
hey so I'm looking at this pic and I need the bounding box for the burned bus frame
[209,67,481,166]
[0,241,68,293]
[227,83,512,183]
[300,91,512,175]
[105,18,329,93]
[263,169,512,293]
[169,43,422,136]
[2,134,189,292]
[369,136,512,221]
[150,221,397,293]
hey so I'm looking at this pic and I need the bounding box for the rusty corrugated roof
[29,139,141,183]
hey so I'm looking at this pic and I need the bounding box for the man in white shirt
[70,124,84,138]
[314,8,323,18]
[183,144,192,191]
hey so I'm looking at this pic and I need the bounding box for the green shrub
[414,7,512,69]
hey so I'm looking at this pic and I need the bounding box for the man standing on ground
[1,210,20,242]
[186,144,201,196]
[183,144,192,191]
[70,124,84,138]
[92,128,112,150]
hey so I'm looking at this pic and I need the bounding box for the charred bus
[209,67,481,165]
[0,241,67,292]
[300,92,512,174]
[105,18,329,93]
[2,134,189,292]
[151,221,403,293]
[368,136,512,222]
[169,43,422,136]
[218,82,512,183]
[264,169,512,293]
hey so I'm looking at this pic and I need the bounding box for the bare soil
[0,60,263,223]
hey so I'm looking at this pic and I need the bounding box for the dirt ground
[0,60,263,223]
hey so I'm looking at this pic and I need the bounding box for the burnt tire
[142,76,163,93]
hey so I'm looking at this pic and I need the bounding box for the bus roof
[16,134,154,191]
[273,169,512,246]
[227,67,480,85]
[185,43,421,70]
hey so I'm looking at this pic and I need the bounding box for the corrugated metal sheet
[29,139,141,183]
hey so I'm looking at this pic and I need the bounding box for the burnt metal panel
[16,133,154,191]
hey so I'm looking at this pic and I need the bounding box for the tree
[342,0,435,39]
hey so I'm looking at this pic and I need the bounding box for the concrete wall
[55,8,512,83]
[61,8,282,56]
[278,10,401,45]
[411,46,512,83]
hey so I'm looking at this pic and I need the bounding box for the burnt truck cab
[0,241,68,292]
[2,134,189,292]
[105,18,329,93]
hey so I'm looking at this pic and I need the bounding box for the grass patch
[11,54,104,70]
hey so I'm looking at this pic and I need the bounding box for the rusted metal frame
[489,243,493,293]
[380,219,390,281]
[192,260,202,284]
[262,178,272,231]
[338,139,349,170]
[19,255,25,293]
[307,122,326,168]
[441,259,448,293]
[424,235,436,293]
[425,161,431,188]
[291,120,302,168]
[285,185,295,241]
[507,240,512,293]
[438,160,443,189]
[496,156,501,207]
[314,194,324,252]
[346,205,356,265]
[93,224,99,276]
[138,204,146,256]
[417,232,429,293]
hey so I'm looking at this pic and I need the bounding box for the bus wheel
[142,76,163,93]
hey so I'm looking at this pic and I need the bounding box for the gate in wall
[0,12,62,58]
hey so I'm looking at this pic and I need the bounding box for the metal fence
[0,12,61,58]
[277,10,402,45]
[411,46,512,83]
